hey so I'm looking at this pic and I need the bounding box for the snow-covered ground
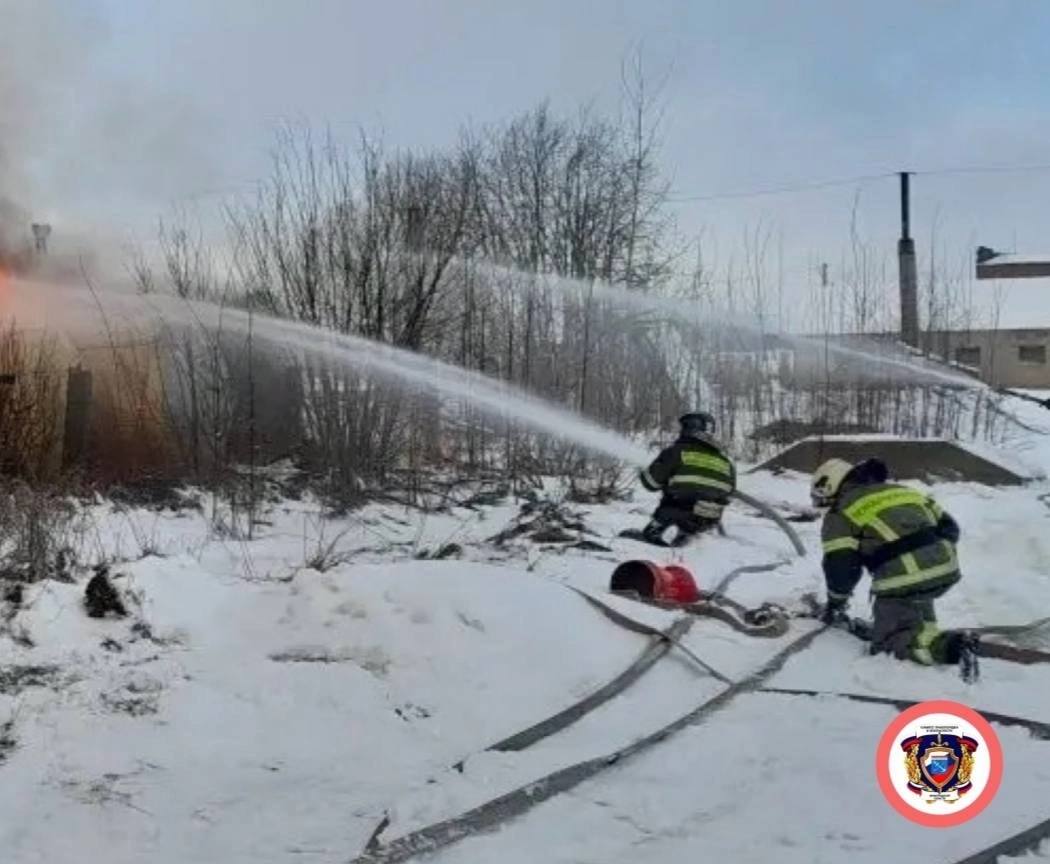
[2,420,1050,863]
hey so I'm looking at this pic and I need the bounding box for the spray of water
[2,252,986,478]
[0,274,810,554]
[470,261,986,392]
[13,277,652,467]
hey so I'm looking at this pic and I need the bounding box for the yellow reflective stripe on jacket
[860,520,919,575]
[679,451,732,475]
[669,476,733,493]
[842,487,930,526]
[865,516,924,574]
[900,553,921,575]
[640,468,658,489]
[872,553,959,594]
[866,516,897,541]
[822,537,860,554]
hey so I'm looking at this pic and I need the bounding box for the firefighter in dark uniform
[812,457,975,666]
[638,412,736,546]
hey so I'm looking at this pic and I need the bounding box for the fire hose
[732,489,807,557]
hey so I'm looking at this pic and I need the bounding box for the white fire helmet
[811,458,855,508]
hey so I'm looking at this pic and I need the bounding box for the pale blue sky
[5,0,1050,325]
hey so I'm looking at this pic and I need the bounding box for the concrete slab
[753,436,1026,486]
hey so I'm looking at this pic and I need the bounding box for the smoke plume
[0,1,220,282]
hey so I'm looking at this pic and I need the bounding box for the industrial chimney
[898,172,919,348]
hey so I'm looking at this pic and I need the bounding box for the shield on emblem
[921,745,959,790]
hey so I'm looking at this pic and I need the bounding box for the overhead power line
[667,171,893,204]
[169,159,1050,211]
[913,161,1050,178]
[668,158,1050,205]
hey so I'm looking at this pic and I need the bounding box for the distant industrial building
[711,326,1050,391]
[924,329,1050,389]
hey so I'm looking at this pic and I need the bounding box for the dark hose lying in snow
[948,815,1050,864]
[366,610,698,852]
[732,489,807,557]
[349,623,829,864]
[758,687,1050,739]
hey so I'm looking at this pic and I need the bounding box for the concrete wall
[755,437,1026,486]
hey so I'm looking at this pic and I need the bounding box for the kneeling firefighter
[638,412,736,546]
[812,457,976,666]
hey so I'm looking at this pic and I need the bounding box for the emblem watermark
[876,699,1002,827]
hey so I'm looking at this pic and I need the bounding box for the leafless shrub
[0,481,77,583]
[301,511,356,573]
[0,322,64,479]
[565,462,634,504]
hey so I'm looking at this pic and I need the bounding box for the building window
[1018,345,1047,365]
[954,346,981,367]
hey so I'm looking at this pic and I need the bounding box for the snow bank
[1,455,1049,863]
[0,548,658,863]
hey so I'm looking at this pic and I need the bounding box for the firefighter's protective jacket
[821,480,961,602]
[639,437,736,518]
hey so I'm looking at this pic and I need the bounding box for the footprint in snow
[269,644,391,677]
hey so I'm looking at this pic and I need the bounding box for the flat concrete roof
[977,258,1050,280]
[754,436,1026,486]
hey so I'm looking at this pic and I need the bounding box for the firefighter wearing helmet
[638,412,736,547]
[811,456,976,666]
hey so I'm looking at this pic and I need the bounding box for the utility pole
[898,172,919,348]
[818,261,831,458]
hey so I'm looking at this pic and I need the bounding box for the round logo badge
[876,700,1002,827]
